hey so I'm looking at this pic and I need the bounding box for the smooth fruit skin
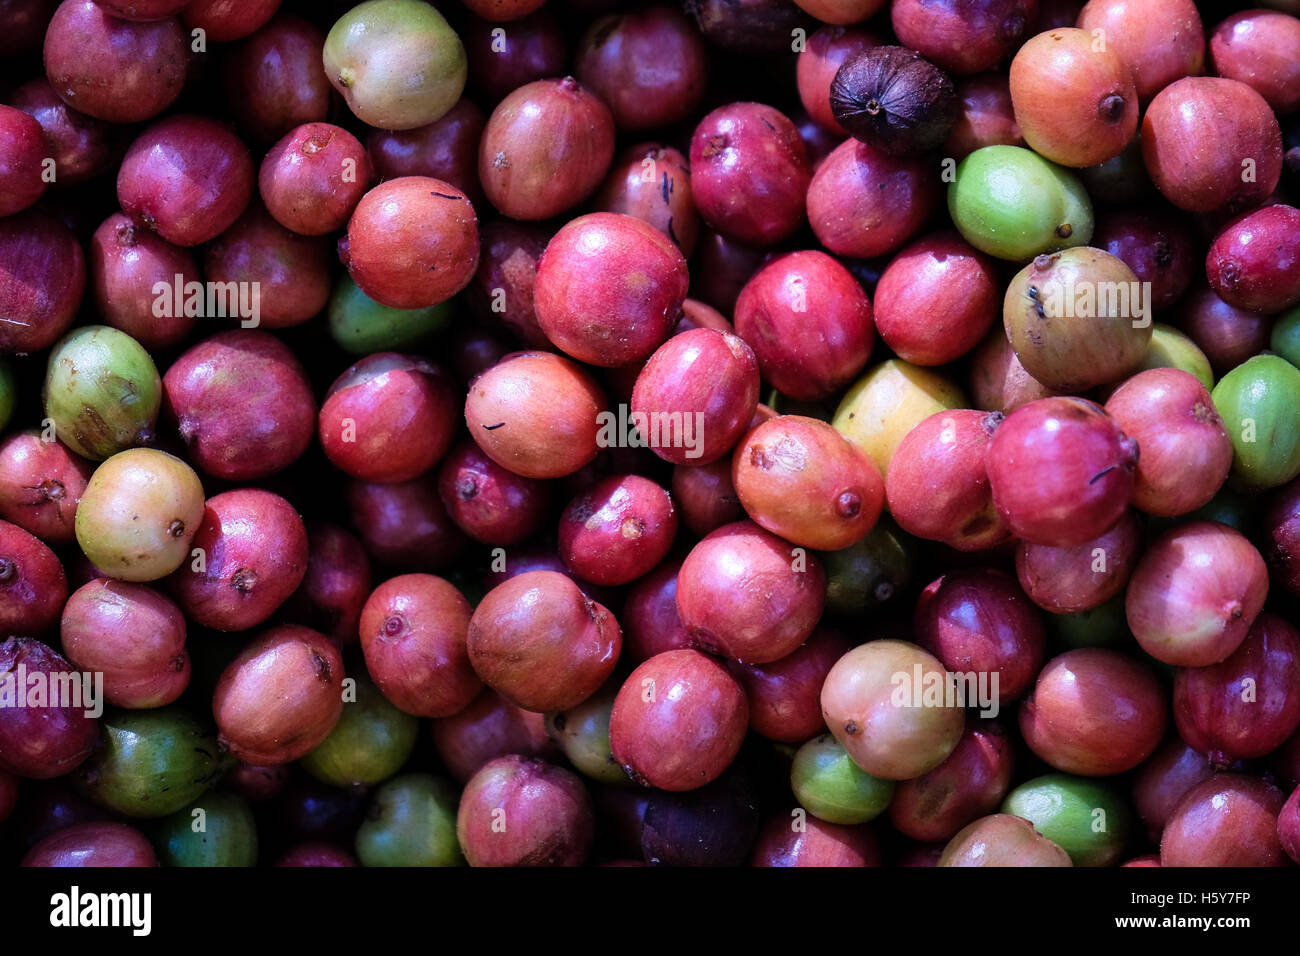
[202,202,332,331]
[21,822,157,867]
[609,650,749,791]
[820,640,966,781]
[43,326,161,462]
[1135,324,1213,391]
[732,415,884,551]
[545,681,626,786]
[283,522,370,648]
[594,144,699,257]
[0,638,98,780]
[43,0,187,123]
[1009,28,1138,168]
[1019,649,1167,776]
[574,6,708,131]
[360,574,481,718]
[478,77,615,221]
[945,71,1024,158]
[88,213,198,351]
[0,520,68,634]
[1078,0,1205,102]
[1141,77,1282,214]
[328,275,451,356]
[889,721,1016,842]
[222,15,333,147]
[457,756,593,867]
[1092,207,1198,313]
[558,475,676,586]
[729,628,851,743]
[1015,511,1140,614]
[75,707,218,818]
[163,331,316,482]
[168,489,308,632]
[465,352,607,480]
[342,177,478,310]
[0,105,48,217]
[60,579,189,709]
[356,773,463,867]
[1126,521,1268,667]
[676,520,826,664]
[323,0,467,131]
[890,0,1037,75]
[157,793,257,867]
[1211,354,1300,489]
[885,408,1007,551]
[807,138,938,259]
[467,571,621,713]
[534,212,689,368]
[1104,368,1232,517]
[938,814,1072,867]
[431,689,557,783]
[985,397,1137,546]
[689,102,811,247]
[733,250,876,402]
[299,672,418,788]
[366,98,485,205]
[1209,9,1300,114]
[213,625,345,766]
[1002,248,1151,392]
[1131,738,1216,839]
[915,568,1045,704]
[947,145,1092,261]
[117,115,255,248]
[751,813,880,867]
[1161,774,1288,867]
[437,441,550,546]
[1264,477,1300,597]
[632,329,760,465]
[1281,785,1300,865]
[182,0,281,42]
[790,732,894,824]
[873,233,998,367]
[261,123,373,237]
[832,360,967,478]
[0,430,93,544]
[318,353,457,484]
[1173,613,1300,767]
[74,449,205,583]
[1002,774,1134,867]
[1205,205,1300,315]
[0,209,86,354]
[821,516,914,617]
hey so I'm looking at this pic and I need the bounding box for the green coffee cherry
[1268,306,1300,369]
[1001,774,1133,867]
[545,682,628,786]
[790,733,895,824]
[76,708,222,819]
[948,146,1093,261]
[156,792,258,867]
[300,672,419,788]
[355,773,464,866]
[328,275,453,355]
[323,0,467,131]
[821,515,915,617]
[1210,353,1300,489]
[1138,323,1214,391]
[43,325,161,460]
